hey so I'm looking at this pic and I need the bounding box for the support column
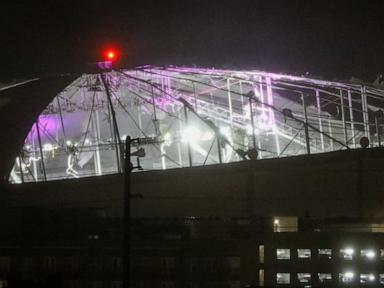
[123,136,132,288]
[301,93,311,154]
[101,73,123,173]
[347,90,356,148]
[328,119,334,150]
[35,119,47,181]
[17,155,24,183]
[92,109,102,176]
[266,77,280,155]
[249,97,257,150]
[339,89,349,147]
[315,89,325,151]
[184,106,193,167]
[361,85,370,140]
[375,115,382,147]
[227,78,234,129]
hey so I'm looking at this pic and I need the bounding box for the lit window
[370,223,384,232]
[318,249,332,259]
[259,269,264,286]
[259,245,264,263]
[360,274,375,284]
[273,217,298,232]
[340,247,354,260]
[276,273,290,284]
[380,274,384,285]
[298,273,311,283]
[298,249,311,259]
[361,249,376,260]
[339,271,354,283]
[380,249,384,260]
[318,273,332,283]
[276,249,290,260]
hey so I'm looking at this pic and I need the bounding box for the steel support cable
[203,137,218,166]
[137,70,346,154]
[157,67,358,87]
[143,68,374,121]
[129,70,249,119]
[57,96,67,142]
[20,156,37,182]
[120,71,185,103]
[119,71,248,162]
[275,83,384,117]
[139,69,350,150]
[109,89,182,168]
[149,66,384,102]
[150,66,364,95]
[107,78,184,137]
[79,89,97,150]
[122,81,183,121]
[279,125,305,157]
[100,73,123,172]
[36,123,60,146]
[121,71,244,133]
[273,80,362,96]
[126,70,305,155]
[114,74,184,121]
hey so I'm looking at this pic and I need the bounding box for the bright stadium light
[182,126,201,144]
[345,248,354,256]
[42,143,54,151]
[345,271,354,278]
[367,250,375,259]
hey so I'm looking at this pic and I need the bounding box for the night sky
[1,0,384,81]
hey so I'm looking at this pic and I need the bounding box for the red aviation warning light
[98,48,119,70]
[106,50,116,61]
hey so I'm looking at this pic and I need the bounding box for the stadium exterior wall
[2,148,384,220]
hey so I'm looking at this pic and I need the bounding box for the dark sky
[1,0,384,81]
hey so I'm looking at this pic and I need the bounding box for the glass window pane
[340,247,355,260]
[339,272,354,283]
[318,273,332,283]
[298,273,311,283]
[318,249,332,259]
[276,273,290,284]
[276,249,290,260]
[361,249,376,260]
[297,249,311,259]
[360,274,375,284]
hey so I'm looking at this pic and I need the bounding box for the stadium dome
[6,66,384,183]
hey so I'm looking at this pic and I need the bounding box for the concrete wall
[3,148,384,219]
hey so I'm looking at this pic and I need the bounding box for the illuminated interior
[9,66,384,183]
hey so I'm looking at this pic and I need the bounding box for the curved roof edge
[0,74,79,182]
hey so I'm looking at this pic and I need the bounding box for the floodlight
[182,126,201,144]
[366,250,375,259]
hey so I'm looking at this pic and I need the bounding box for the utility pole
[123,136,149,288]
[123,136,131,288]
